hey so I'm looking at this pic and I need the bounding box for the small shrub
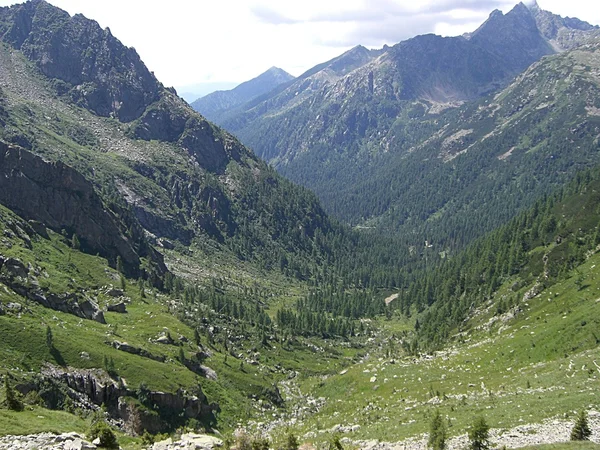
[234,430,252,450]
[285,432,299,450]
[88,420,118,449]
[329,434,344,450]
[571,410,591,441]
[251,436,270,450]
[468,416,490,450]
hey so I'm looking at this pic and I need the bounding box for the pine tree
[3,376,22,411]
[428,409,447,450]
[468,416,490,450]
[45,325,54,350]
[116,256,124,274]
[571,410,591,441]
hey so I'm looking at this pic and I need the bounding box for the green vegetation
[570,411,591,441]
[1,3,600,449]
[428,409,447,450]
[88,419,119,449]
[468,417,490,450]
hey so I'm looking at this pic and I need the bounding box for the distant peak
[489,9,503,19]
[510,2,533,14]
[523,0,540,10]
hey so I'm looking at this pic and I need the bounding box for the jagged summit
[0,0,161,122]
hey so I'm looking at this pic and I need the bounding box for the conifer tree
[428,409,447,450]
[45,325,54,350]
[468,416,490,450]
[571,410,591,441]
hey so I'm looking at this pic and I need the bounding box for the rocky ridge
[191,67,294,123]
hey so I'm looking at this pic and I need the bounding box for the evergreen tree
[468,416,490,450]
[116,256,124,274]
[428,409,447,450]
[3,376,22,411]
[45,325,54,350]
[571,410,591,441]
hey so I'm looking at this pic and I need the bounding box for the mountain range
[205,1,600,252]
[2,0,600,447]
[191,66,294,123]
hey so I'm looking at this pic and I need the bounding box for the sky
[0,0,598,100]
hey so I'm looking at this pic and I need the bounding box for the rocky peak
[470,1,553,72]
[528,1,599,49]
[0,0,161,122]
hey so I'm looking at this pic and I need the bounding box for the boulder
[107,302,127,313]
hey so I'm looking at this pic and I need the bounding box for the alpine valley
[0,1,600,449]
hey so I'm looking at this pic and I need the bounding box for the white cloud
[0,0,597,97]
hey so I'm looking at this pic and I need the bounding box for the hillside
[2,0,600,449]
[0,0,397,442]
[191,67,294,123]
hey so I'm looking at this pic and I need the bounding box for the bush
[285,432,299,450]
[571,410,591,441]
[329,434,344,450]
[88,420,118,449]
[428,409,447,450]
[251,436,270,450]
[468,416,490,450]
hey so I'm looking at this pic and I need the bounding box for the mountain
[190,66,294,122]
[0,0,348,277]
[0,0,404,435]
[208,2,600,251]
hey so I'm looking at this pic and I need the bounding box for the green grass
[0,407,87,436]
[262,249,600,445]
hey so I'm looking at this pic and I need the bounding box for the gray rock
[105,288,124,298]
[107,302,127,313]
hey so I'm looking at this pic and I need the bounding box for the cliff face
[0,142,165,277]
[0,0,160,122]
[35,365,217,434]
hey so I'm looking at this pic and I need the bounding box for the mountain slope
[210,4,600,258]
[0,0,346,281]
[0,0,394,440]
[209,3,599,248]
[191,66,294,122]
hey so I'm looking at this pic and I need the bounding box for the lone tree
[468,416,490,450]
[3,376,22,411]
[45,325,54,350]
[571,410,591,441]
[428,409,447,450]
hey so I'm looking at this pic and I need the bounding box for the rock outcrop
[39,365,218,434]
[151,433,223,450]
[0,255,105,323]
[0,142,165,278]
[0,432,97,449]
[111,341,166,362]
